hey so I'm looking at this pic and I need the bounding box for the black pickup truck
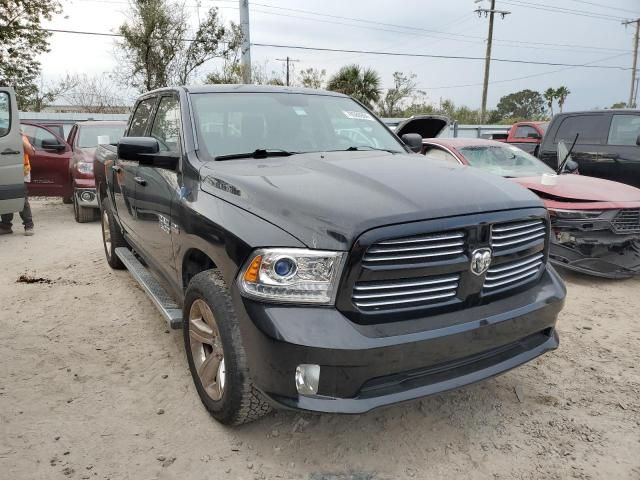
[94,85,566,425]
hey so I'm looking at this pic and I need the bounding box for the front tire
[100,197,128,269]
[183,270,271,425]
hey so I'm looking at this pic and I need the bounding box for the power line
[564,0,640,15]
[251,43,632,70]
[500,0,627,22]
[415,52,631,90]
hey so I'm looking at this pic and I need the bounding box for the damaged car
[398,115,640,278]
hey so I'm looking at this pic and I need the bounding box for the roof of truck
[149,84,348,97]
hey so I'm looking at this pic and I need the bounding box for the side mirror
[118,137,159,161]
[564,159,579,174]
[41,138,66,151]
[401,133,423,153]
[527,132,541,139]
[118,137,178,170]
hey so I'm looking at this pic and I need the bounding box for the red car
[66,121,126,222]
[418,137,640,278]
[489,121,547,156]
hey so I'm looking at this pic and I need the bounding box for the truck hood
[200,151,543,250]
[513,174,640,203]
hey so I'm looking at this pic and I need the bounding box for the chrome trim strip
[363,248,464,262]
[491,225,545,240]
[355,291,456,308]
[491,231,545,248]
[368,241,464,254]
[487,254,544,273]
[491,220,542,232]
[484,268,540,288]
[376,232,464,245]
[354,275,460,291]
[486,263,542,281]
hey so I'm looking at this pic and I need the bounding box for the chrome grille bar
[353,274,460,309]
[364,230,465,264]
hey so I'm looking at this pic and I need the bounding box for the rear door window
[553,114,606,144]
[128,97,157,136]
[514,125,538,139]
[150,96,181,154]
[607,114,640,146]
[0,92,10,137]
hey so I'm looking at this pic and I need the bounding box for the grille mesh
[491,219,545,254]
[612,208,640,233]
[483,253,544,293]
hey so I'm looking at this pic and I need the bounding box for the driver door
[21,123,72,197]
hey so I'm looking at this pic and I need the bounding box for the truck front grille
[491,219,545,254]
[362,231,465,265]
[483,253,544,293]
[612,208,640,233]
[352,274,460,311]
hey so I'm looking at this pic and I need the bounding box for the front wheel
[100,197,128,269]
[183,270,271,425]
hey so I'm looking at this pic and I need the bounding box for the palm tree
[327,64,381,109]
[543,87,556,116]
[556,86,571,113]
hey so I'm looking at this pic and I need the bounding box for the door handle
[1,148,20,155]
[134,177,147,186]
[111,165,122,173]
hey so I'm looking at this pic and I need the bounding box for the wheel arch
[181,247,218,291]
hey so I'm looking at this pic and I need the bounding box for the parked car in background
[66,121,125,222]
[94,86,565,425]
[488,121,547,156]
[0,87,26,215]
[538,110,640,189]
[419,136,640,278]
[20,121,73,200]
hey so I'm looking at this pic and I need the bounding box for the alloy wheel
[189,299,226,401]
[102,210,112,260]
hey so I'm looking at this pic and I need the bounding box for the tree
[556,86,571,113]
[610,101,627,109]
[205,61,284,86]
[28,74,78,112]
[327,64,381,109]
[298,68,326,89]
[543,87,556,116]
[117,0,240,92]
[0,0,62,108]
[62,74,128,113]
[378,72,422,117]
[496,89,546,121]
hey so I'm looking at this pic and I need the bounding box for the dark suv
[94,85,566,425]
[538,109,640,188]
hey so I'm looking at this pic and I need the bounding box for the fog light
[295,364,320,395]
[81,191,95,202]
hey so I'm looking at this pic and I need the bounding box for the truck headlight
[77,162,93,174]
[548,208,602,220]
[238,248,346,304]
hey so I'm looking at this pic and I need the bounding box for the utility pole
[475,0,510,122]
[239,0,251,83]
[622,18,640,108]
[275,56,300,86]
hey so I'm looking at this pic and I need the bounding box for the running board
[115,247,183,329]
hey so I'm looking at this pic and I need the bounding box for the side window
[128,97,156,137]
[607,115,640,146]
[423,146,459,164]
[0,92,10,137]
[554,115,605,145]
[515,125,537,139]
[21,124,58,149]
[150,96,181,154]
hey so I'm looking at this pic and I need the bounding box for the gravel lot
[1,198,639,480]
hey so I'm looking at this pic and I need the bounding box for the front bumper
[233,265,565,414]
[74,188,99,208]
[549,236,640,279]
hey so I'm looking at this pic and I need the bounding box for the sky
[40,0,640,111]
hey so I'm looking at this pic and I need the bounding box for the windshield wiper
[327,145,403,154]
[214,148,298,161]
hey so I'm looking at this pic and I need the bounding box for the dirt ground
[1,198,639,480]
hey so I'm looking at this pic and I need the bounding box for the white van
[0,87,25,215]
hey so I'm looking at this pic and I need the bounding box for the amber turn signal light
[243,255,262,283]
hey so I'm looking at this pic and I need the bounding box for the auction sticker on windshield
[343,110,374,121]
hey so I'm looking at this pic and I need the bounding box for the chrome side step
[115,247,183,329]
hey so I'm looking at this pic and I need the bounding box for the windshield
[190,92,406,159]
[459,144,555,177]
[78,125,125,148]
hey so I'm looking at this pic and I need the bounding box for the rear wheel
[100,197,127,269]
[74,190,99,223]
[183,270,271,425]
